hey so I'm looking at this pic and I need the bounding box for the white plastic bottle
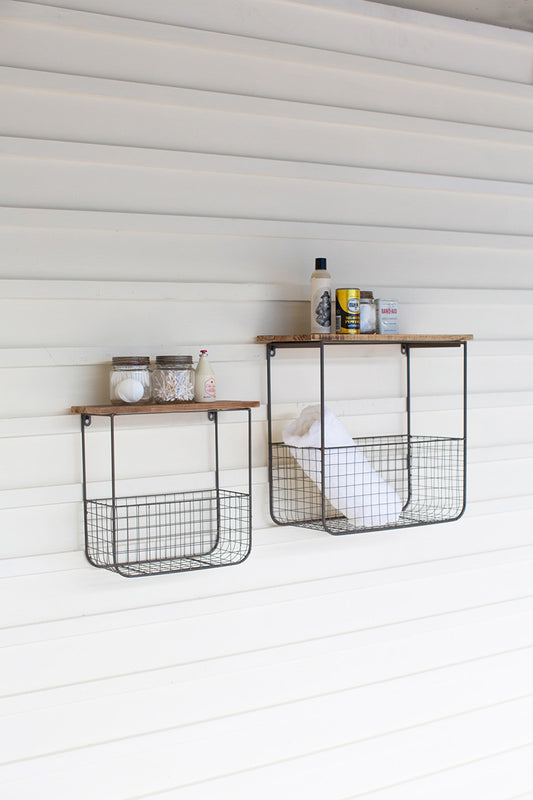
[195,349,216,401]
[310,257,332,334]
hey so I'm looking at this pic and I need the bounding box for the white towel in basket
[283,405,402,527]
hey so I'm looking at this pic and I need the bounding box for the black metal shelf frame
[79,407,253,577]
[265,339,468,535]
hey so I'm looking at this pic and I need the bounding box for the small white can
[376,300,399,334]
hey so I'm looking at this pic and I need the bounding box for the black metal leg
[319,343,345,535]
[319,341,327,530]
[109,415,118,568]
[208,410,220,491]
[402,344,413,513]
[247,407,253,538]
[266,345,274,519]
[266,344,286,526]
[208,410,221,545]
[80,414,91,563]
[460,340,468,518]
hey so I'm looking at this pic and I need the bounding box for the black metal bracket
[265,338,468,534]
[78,404,255,575]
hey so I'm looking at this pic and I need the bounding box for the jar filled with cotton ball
[110,356,151,405]
[359,291,377,334]
[152,355,195,403]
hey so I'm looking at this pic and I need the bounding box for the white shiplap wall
[1,0,533,796]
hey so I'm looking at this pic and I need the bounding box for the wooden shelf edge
[256,334,473,343]
[71,401,260,416]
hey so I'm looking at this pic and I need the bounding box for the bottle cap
[315,258,327,270]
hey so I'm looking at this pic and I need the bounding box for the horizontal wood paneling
[1,1,533,797]
[5,92,533,185]
[1,682,532,797]
[5,64,533,140]
[6,0,533,84]
[3,208,533,289]
[1,512,532,632]
[15,13,517,113]
[3,279,533,307]
[2,645,532,767]
[5,150,533,234]
[2,557,533,693]
[0,289,528,358]
[348,747,533,800]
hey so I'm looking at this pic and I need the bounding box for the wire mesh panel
[271,435,464,534]
[85,488,251,576]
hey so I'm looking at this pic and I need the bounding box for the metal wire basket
[270,435,465,534]
[85,488,251,577]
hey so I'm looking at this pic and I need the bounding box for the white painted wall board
[6,68,533,145]
[5,204,533,249]
[1,0,533,794]
[2,582,533,700]
[5,156,533,231]
[1,416,527,498]
[3,588,532,716]
[2,523,533,639]
[347,745,533,800]
[0,424,528,509]
[2,646,532,767]
[7,93,533,186]
[1,695,532,799]
[4,209,533,292]
[1,466,532,556]
[4,226,533,287]
[5,40,533,137]
[2,556,533,695]
[6,0,533,82]
[147,746,533,799]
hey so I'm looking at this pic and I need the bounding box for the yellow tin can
[336,288,360,333]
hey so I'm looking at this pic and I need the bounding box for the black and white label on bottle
[312,288,331,329]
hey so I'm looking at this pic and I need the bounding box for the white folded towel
[283,405,402,527]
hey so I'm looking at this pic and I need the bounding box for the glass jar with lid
[110,356,151,404]
[359,290,377,334]
[152,355,195,403]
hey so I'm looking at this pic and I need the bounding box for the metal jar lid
[112,356,150,366]
[155,355,193,366]
[360,291,374,301]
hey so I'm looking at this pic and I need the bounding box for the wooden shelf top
[256,333,473,344]
[71,401,260,416]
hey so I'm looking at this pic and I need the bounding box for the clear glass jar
[152,355,195,403]
[359,290,377,334]
[110,356,151,404]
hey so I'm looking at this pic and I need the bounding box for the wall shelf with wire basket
[71,401,259,577]
[256,334,472,536]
